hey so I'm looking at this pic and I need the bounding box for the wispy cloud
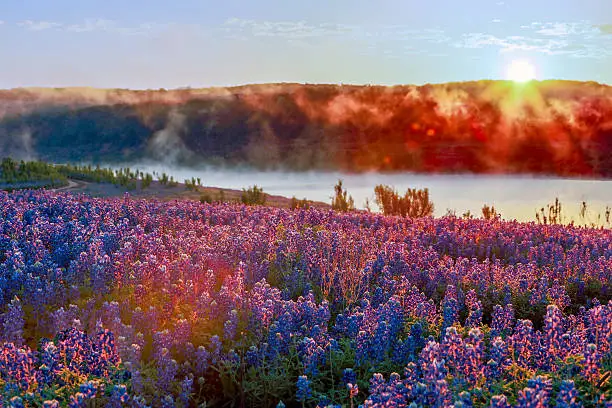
[531,21,601,37]
[64,19,116,33]
[223,18,356,39]
[455,20,611,59]
[18,20,63,31]
[455,33,569,53]
[223,18,451,44]
[16,19,169,36]
[222,17,451,59]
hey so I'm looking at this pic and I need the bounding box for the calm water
[112,163,612,224]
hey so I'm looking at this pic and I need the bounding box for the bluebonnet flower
[160,395,175,408]
[209,335,222,365]
[454,391,472,407]
[489,395,510,408]
[223,309,239,341]
[8,396,24,408]
[582,343,601,384]
[245,345,259,367]
[490,304,515,338]
[464,290,483,328]
[296,375,312,403]
[179,375,194,406]
[107,384,130,407]
[2,296,24,346]
[68,393,86,408]
[156,348,178,393]
[342,368,357,386]
[556,380,582,408]
[79,380,101,398]
[195,345,209,374]
[441,287,459,333]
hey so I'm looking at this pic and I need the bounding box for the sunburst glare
[505,59,538,83]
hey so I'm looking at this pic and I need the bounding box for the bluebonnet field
[0,190,610,407]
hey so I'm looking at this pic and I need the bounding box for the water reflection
[108,163,612,224]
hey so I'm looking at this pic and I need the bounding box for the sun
[505,59,538,83]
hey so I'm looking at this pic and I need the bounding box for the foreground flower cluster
[0,190,610,407]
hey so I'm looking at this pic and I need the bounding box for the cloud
[18,20,63,31]
[222,18,451,60]
[456,20,612,59]
[64,19,116,33]
[16,18,169,36]
[223,18,356,39]
[223,18,450,43]
[455,33,568,54]
[531,21,601,37]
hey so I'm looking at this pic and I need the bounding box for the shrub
[331,180,355,212]
[290,196,310,210]
[217,189,226,202]
[141,173,153,189]
[482,204,500,220]
[373,184,434,217]
[200,193,213,204]
[536,197,564,225]
[241,185,266,206]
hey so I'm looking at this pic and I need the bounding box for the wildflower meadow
[0,190,610,407]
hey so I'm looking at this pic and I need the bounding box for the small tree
[141,173,153,189]
[331,180,354,212]
[374,184,434,217]
[159,173,169,186]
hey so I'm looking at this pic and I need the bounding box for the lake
[110,163,612,225]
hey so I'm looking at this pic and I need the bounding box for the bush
[373,184,434,217]
[241,185,266,206]
[141,173,153,189]
[184,178,199,191]
[482,204,499,220]
[200,193,213,204]
[331,180,355,212]
[217,190,226,202]
[535,197,564,225]
[290,196,310,210]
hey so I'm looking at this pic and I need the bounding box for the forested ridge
[0,80,610,176]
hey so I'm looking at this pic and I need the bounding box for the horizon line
[3,78,610,92]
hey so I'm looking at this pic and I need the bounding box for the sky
[0,0,611,89]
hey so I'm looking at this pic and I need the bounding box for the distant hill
[0,80,611,177]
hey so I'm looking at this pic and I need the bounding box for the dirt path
[50,178,89,193]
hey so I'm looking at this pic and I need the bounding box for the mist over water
[106,161,612,224]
